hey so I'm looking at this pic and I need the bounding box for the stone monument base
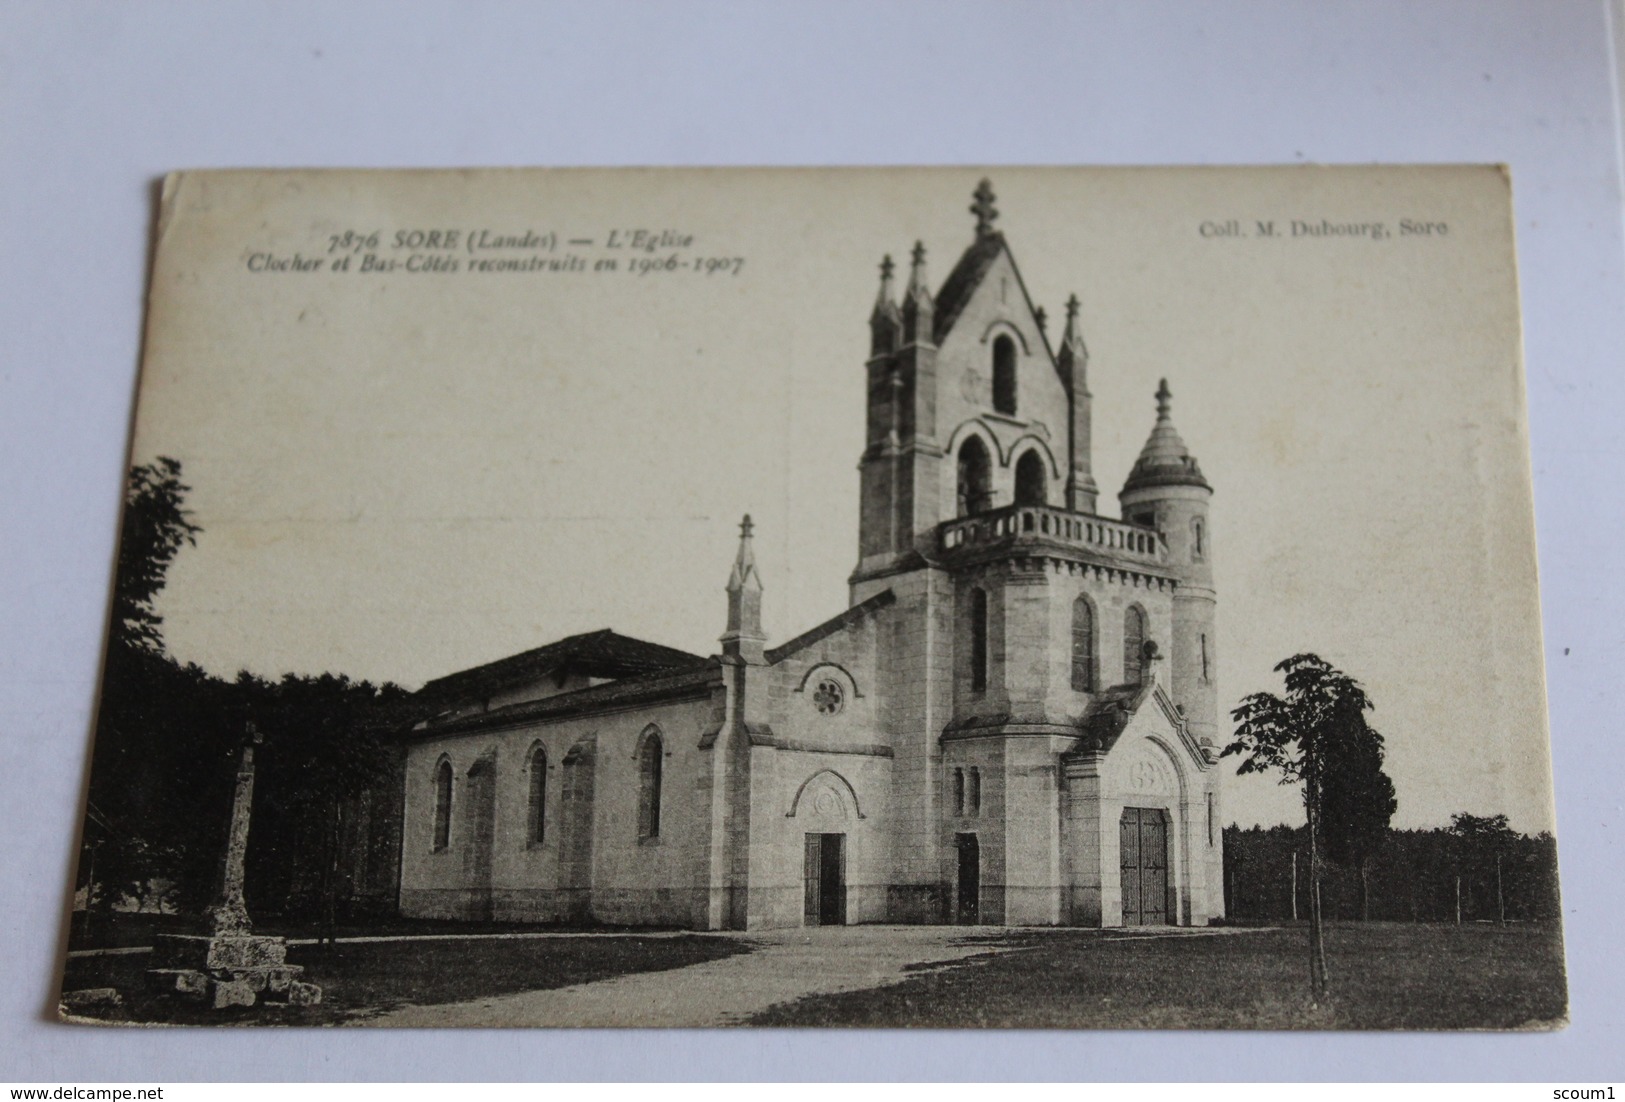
[145,933,321,1009]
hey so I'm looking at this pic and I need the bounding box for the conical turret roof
[1123,379,1210,493]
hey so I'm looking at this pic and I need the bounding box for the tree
[242,671,414,939]
[1449,812,1516,923]
[1225,653,1376,997]
[1319,715,1397,920]
[109,457,200,654]
[81,459,220,924]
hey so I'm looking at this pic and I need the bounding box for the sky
[133,166,1554,833]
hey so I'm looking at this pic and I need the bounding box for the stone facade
[398,182,1226,929]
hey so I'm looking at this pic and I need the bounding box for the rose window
[813,679,844,715]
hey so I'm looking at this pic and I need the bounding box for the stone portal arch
[1108,731,1194,927]
[1111,733,1189,806]
[786,768,865,820]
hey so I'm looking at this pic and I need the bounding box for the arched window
[1192,517,1206,562]
[992,334,1017,415]
[527,743,547,847]
[952,768,966,816]
[1201,633,1211,682]
[1014,450,1047,506]
[967,767,982,817]
[956,436,992,516]
[432,759,453,852]
[1071,596,1095,692]
[969,587,989,692]
[637,729,663,840]
[1124,606,1147,686]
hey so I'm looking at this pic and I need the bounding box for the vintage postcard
[61,166,1563,1028]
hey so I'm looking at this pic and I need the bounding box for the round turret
[1121,378,1210,496]
[1118,380,1217,755]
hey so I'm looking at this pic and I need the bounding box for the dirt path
[362,925,1017,1028]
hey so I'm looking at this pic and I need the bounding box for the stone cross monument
[207,724,260,935]
[146,723,322,1009]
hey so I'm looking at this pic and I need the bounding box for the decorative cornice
[950,548,1179,590]
[942,710,1085,740]
[941,722,1082,742]
[757,735,894,758]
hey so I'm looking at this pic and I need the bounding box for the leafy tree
[81,459,223,924]
[1225,653,1375,997]
[1319,714,1397,920]
[110,457,200,654]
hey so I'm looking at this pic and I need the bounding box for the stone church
[398,182,1226,930]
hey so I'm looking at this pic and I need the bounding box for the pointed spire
[1059,293,1098,512]
[1057,294,1090,390]
[1123,378,1210,494]
[907,240,928,289]
[869,254,902,355]
[1062,294,1085,347]
[971,178,998,238]
[723,514,766,662]
[727,514,761,592]
[901,240,934,344]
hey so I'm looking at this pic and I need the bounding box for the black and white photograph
[57,165,1563,1030]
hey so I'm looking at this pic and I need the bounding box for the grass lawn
[60,921,1566,1029]
[61,935,753,1026]
[747,922,1568,1030]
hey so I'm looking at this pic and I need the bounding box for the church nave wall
[399,694,716,927]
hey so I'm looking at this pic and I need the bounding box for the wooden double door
[1119,807,1171,926]
[803,833,846,926]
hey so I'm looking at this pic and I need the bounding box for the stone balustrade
[939,504,1166,565]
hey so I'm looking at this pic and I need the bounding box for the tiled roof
[418,628,705,703]
[414,657,722,738]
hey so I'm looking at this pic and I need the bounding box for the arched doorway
[791,771,855,926]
